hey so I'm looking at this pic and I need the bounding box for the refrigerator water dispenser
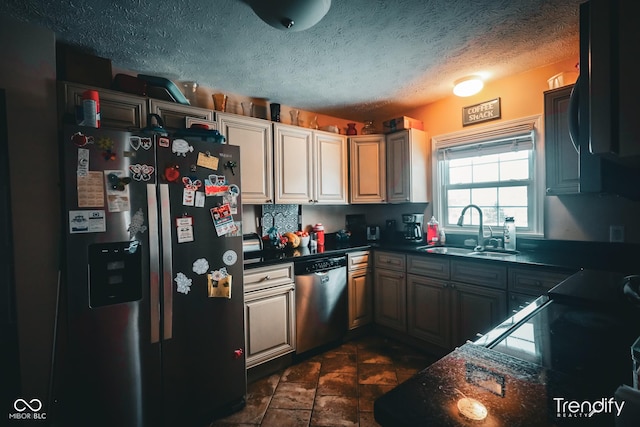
[88,241,142,308]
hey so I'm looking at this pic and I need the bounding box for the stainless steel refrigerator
[57,124,246,427]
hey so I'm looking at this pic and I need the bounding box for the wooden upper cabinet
[217,112,274,204]
[349,135,386,203]
[148,99,213,130]
[273,124,314,204]
[544,84,579,195]
[273,124,347,205]
[314,131,348,204]
[386,129,429,203]
[59,81,148,130]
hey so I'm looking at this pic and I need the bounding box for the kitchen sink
[418,245,519,258]
[468,250,518,258]
[418,246,473,256]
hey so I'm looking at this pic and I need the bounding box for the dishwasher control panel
[294,256,347,275]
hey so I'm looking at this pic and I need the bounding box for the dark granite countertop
[373,343,607,427]
[243,235,640,274]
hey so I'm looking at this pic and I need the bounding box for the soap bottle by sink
[503,217,516,251]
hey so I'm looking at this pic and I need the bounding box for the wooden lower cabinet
[348,251,373,330]
[407,274,506,348]
[450,281,506,346]
[407,274,451,348]
[374,267,407,332]
[244,282,295,368]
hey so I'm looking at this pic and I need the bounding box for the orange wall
[399,58,640,244]
[406,58,579,138]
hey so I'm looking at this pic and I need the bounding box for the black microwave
[569,0,640,200]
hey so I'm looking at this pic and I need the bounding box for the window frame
[431,115,545,238]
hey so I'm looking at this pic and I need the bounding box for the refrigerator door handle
[160,183,174,340]
[148,184,161,343]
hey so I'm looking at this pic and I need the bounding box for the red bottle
[313,223,325,246]
[427,216,440,245]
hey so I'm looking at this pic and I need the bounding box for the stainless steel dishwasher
[294,255,347,354]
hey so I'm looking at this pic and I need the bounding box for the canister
[313,223,325,246]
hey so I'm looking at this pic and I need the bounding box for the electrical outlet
[609,225,624,243]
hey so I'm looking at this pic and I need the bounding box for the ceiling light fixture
[247,0,331,32]
[453,76,484,97]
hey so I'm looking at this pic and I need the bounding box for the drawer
[374,251,406,272]
[451,259,507,289]
[407,255,450,280]
[244,263,294,293]
[508,266,574,295]
[348,250,370,271]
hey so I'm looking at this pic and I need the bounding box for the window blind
[438,134,533,161]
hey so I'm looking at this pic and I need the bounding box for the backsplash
[261,204,300,235]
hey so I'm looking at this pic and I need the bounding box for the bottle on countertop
[427,216,440,245]
[503,217,516,250]
[313,223,325,246]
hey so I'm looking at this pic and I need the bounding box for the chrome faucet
[457,204,485,251]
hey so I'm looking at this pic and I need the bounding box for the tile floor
[211,334,438,427]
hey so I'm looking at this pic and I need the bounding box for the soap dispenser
[427,216,440,245]
[503,217,516,250]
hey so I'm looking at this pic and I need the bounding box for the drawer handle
[261,275,271,281]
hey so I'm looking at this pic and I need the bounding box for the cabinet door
[407,274,451,348]
[244,284,295,368]
[349,135,386,203]
[348,268,373,330]
[60,82,148,129]
[386,129,428,203]
[544,85,578,195]
[314,131,348,204]
[451,282,506,346]
[386,131,411,203]
[148,99,213,130]
[273,124,314,204]
[217,113,274,204]
[374,268,406,332]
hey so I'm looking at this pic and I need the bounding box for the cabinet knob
[261,275,271,281]
[443,283,448,288]
[266,199,273,203]
[546,188,553,194]
[475,333,484,338]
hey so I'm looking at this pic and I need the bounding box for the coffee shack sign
[462,98,501,126]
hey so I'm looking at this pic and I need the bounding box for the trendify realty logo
[8,398,47,421]
[554,397,624,419]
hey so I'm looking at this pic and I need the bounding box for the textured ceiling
[2,0,582,122]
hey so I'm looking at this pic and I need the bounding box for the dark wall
[0,17,60,417]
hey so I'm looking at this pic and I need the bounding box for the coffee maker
[402,213,424,243]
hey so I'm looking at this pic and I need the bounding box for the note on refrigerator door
[77,171,105,208]
[69,210,106,234]
[104,170,131,212]
[210,203,237,236]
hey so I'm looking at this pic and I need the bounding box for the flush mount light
[247,0,331,31]
[453,76,484,97]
